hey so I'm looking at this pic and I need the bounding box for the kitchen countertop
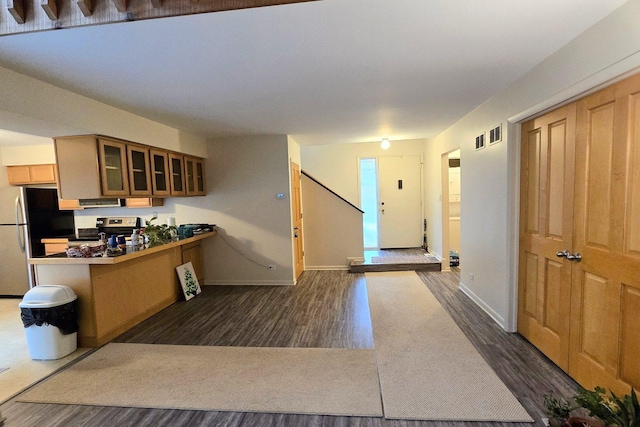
[29,232,215,265]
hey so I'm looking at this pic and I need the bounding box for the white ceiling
[0,0,628,146]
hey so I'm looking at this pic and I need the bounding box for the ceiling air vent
[489,124,502,145]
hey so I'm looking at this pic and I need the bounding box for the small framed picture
[176,262,201,301]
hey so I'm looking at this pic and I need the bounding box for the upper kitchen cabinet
[126,144,152,196]
[185,157,206,196]
[55,135,105,199]
[169,153,186,196]
[7,164,57,185]
[149,149,171,196]
[98,138,130,196]
[55,135,206,199]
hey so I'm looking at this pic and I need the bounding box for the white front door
[378,156,423,248]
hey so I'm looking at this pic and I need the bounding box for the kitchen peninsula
[28,233,215,347]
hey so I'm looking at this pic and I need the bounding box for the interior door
[378,156,423,248]
[291,162,304,279]
[569,75,640,395]
[518,72,640,395]
[518,104,576,371]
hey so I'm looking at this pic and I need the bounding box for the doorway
[441,149,461,270]
[517,72,640,395]
[359,155,423,250]
[360,158,379,249]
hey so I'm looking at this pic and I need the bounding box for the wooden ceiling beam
[6,0,26,24]
[111,0,126,12]
[0,0,320,36]
[76,0,93,17]
[40,0,57,20]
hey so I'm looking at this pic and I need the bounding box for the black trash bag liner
[20,300,78,335]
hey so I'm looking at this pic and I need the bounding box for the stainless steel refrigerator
[0,186,75,296]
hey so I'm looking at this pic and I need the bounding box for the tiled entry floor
[0,298,88,403]
[350,248,441,273]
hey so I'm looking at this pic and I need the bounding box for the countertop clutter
[39,216,216,263]
[32,232,215,265]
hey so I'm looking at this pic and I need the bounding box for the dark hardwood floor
[1,269,578,427]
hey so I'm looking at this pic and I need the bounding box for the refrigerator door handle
[16,195,26,253]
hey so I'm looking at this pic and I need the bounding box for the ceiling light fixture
[381,138,390,149]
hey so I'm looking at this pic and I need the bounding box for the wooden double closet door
[518,72,640,395]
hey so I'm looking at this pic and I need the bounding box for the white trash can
[19,285,78,360]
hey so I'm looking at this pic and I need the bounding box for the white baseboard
[203,280,294,286]
[459,281,506,330]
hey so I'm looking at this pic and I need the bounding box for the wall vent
[489,124,502,145]
[475,133,485,151]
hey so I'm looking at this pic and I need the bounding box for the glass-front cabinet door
[169,153,186,196]
[149,149,170,196]
[98,138,129,196]
[127,144,152,196]
[185,157,206,196]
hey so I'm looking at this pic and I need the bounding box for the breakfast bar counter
[28,232,215,347]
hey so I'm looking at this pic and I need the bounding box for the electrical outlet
[469,272,474,281]
[268,265,276,270]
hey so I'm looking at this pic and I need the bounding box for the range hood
[77,198,123,208]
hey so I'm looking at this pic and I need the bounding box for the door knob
[566,252,582,262]
[556,250,581,262]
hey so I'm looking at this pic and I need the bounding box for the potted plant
[142,217,176,247]
[543,392,574,427]
[544,387,639,427]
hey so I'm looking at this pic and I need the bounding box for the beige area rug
[17,343,383,417]
[366,271,533,422]
[371,255,440,264]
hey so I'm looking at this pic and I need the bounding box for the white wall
[301,139,426,207]
[424,0,640,331]
[0,144,55,165]
[0,66,207,157]
[197,135,295,286]
[301,174,364,269]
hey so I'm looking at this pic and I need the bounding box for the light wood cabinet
[30,233,213,347]
[125,198,164,208]
[185,157,206,196]
[41,238,69,255]
[98,138,129,196]
[7,164,57,185]
[169,153,186,196]
[181,240,204,281]
[55,135,206,199]
[58,198,83,210]
[149,149,171,196]
[127,144,152,196]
